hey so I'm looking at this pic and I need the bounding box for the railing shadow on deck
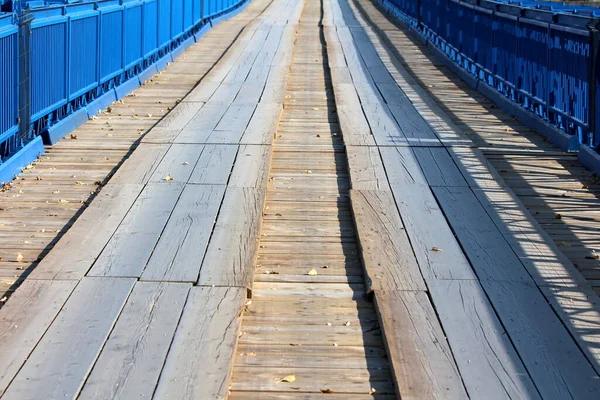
[334,0,600,389]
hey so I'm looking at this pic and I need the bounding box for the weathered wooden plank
[188,144,238,184]
[350,189,425,291]
[375,290,467,399]
[412,147,468,187]
[153,101,205,131]
[447,147,504,189]
[79,282,190,399]
[175,102,230,143]
[110,144,170,184]
[346,146,387,190]
[433,186,532,282]
[214,104,257,132]
[30,184,144,280]
[153,286,244,399]
[361,101,409,147]
[206,129,244,144]
[88,183,184,277]
[141,184,225,282]
[148,143,204,183]
[428,279,541,400]
[199,187,264,289]
[2,277,135,400]
[481,280,600,398]
[0,280,77,395]
[379,146,428,186]
[389,183,477,280]
[240,103,281,145]
[229,144,272,188]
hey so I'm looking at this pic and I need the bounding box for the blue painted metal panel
[66,4,99,101]
[98,1,123,83]
[0,13,18,145]
[142,0,158,58]
[123,0,143,70]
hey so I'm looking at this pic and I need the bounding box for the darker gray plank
[153,286,245,399]
[141,184,226,282]
[79,282,190,399]
[428,279,541,400]
[379,146,428,186]
[389,183,476,280]
[88,183,184,277]
[375,290,467,399]
[2,277,135,400]
[413,147,468,187]
[0,280,77,395]
[214,104,257,133]
[350,189,425,291]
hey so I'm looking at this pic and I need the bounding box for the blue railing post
[17,10,32,146]
[590,26,598,149]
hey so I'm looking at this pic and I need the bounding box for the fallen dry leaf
[307,269,318,276]
[431,247,443,252]
[164,175,174,181]
[70,134,77,139]
[321,389,334,393]
[278,375,296,383]
[16,253,24,262]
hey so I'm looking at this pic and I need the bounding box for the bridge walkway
[0,0,599,398]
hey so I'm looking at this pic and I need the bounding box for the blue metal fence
[382,0,600,154]
[0,0,248,183]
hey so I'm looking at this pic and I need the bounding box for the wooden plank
[0,280,77,395]
[110,144,170,184]
[199,187,264,289]
[214,104,257,132]
[481,280,600,398]
[88,183,184,277]
[2,277,135,400]
[240,103,281,145]
[346,146,387,190]
[540,284,600,373]
[447,147,504,189]
[379,146,428,186]
[153,286,244,399]
[141,184,225,282]
[152,101,205,132]
[229,144,272,188]
[30,184,144,280]
[148,143,204,183]
[389,183,477,280]
[412,147,468,187]
[360,101,409,147]
[428,279,541,400]
[188,144,238,184]
[350,189,425,291]
[79,282,190,399]
[375,290,467,399]
[175,102,230,143]
[206,129,244,144]
[432,186,533,282]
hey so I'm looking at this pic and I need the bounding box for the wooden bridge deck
[1,0,600,398]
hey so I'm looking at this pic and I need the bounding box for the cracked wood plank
[199,187,264,289]
[188,144,238,184]
[88,183,184,277]
[110,144,170,184]
[346,146,387,190]
[154,286,245,399]
[229,144,272,188]
[141,184,225,282]
[30,184,144,280]
[428,279,540,400]
[379,146,428,186]
[374,290,467,399]
[350,189,425,291]
[0,280,77,395]
[2,277,135,400]
[412,147,468,187]
[148,143,205,183]
[79,282,190,399]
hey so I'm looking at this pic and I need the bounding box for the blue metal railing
[0,0,248,182]
[380,0,600,154]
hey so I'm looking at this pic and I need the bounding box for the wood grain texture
[175,103,231,143]
[110,144,170,184]
[188,144,238,184]
[432,186,532,282]
[29,184,144,280]
[0,280,77,395]
[153,286,245,399]
[88,183,184,277]
[389,183,477,280]
[148,143,205,183]
[80,282,190,399]
[379,146,428,186]
[2,277,135,400]
[240,103,282,144]
[412,147,468,187]
[428,279,541,400]
[229,144,272,188]
[481,280,600,398]
[350,189,425,291]
[346,146,387,190]
[199,187,264,289]
[375,290,467,400]
[141,184,225,282]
